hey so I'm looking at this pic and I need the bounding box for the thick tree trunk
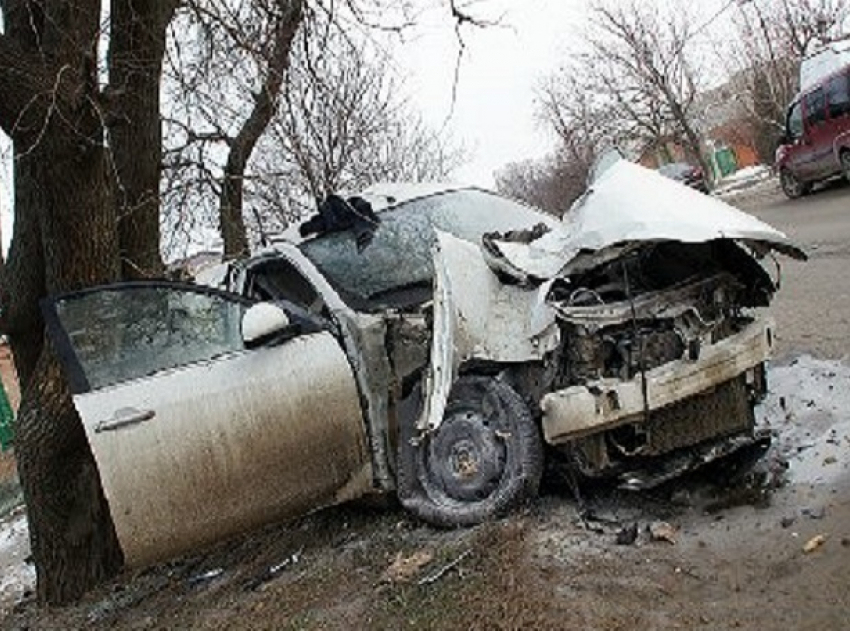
[220,1,303,260]
[0,0,125,604]
[16,347,123,604]
[107,0,179,279]
[12,128,124,605]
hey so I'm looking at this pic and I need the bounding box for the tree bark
[0,0,125,604]
[12,104,124,607]
[107,0,180,279]
[220,1,303,260]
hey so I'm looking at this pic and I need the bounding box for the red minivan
[775,55,850,199]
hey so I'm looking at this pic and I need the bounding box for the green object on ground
[715,147,738,178]
[0,379,14,451]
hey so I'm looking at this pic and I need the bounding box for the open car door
[43,282,372,566]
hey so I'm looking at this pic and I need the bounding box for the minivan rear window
[806,88,826,127]
[826,73,850,119]
[805,87,827,127]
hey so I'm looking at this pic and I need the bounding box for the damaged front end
[538,240,776,489]
[403,159,805,514]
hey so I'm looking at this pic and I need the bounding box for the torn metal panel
[485,160,806,281]
[618,430,772,491]
[416,238,457,433]
[437,231,560,361]
[541,318,774,444]
[417,232,560,432]
[333,310,397,491]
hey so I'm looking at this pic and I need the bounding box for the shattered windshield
[299,189,552,307]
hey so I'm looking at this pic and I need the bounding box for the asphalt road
[735,179,850,360]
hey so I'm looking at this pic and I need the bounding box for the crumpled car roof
[484,159,806,280]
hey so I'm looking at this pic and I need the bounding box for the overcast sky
[392,0,589,187]
[0,0,741,254]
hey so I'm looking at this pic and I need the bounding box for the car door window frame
[240,248,355,315]
[44,281,259,395]
[826,71,850,120]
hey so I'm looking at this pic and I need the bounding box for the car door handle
[95,408,156,433]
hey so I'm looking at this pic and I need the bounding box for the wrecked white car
[42,161,804,566]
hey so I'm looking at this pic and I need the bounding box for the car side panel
[74,332,372,567]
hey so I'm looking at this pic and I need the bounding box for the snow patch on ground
[757,355,850,484]
[0,508,34,612]
[713,165,775,197]
[722,165,771,184]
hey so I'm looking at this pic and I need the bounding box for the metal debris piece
[243,548,303,591]
[187,568,224,586]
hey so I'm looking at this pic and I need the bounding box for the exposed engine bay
[549,240,774,386]
[539,240,774,485]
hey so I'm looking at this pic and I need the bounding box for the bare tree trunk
[108,0,179,279]
[670,99,712,185]
[0,0,124,604]
[11,115,124,607]
[220,1,303,260]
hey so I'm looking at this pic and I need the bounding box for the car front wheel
[397,376,543,527]
[780,168,810,199]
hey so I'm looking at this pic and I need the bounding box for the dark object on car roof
[300,194,381,251]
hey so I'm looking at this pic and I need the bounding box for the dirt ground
[1,180,850,630]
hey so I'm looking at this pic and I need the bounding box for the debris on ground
[615,523,639,546]
[648,522,677,544]
[418,549,472,585]
[381,550,433,583]
[802,534,827,553]
[801,506,826,520]
[187,568,224,587]
[243,548,302,591]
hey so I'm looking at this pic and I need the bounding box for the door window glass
[826,73,850,119]
[53,285,248,391]
[805,87,827,127]
[787,101,804,141]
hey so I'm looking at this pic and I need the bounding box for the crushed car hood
[484,160,807,280]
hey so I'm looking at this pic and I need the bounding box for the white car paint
[74,331,371,567]
[484,160,805,280]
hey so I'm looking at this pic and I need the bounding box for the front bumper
[541,318,773,445]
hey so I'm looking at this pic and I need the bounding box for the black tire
[397,376,543,527]
[780,168,810,199]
